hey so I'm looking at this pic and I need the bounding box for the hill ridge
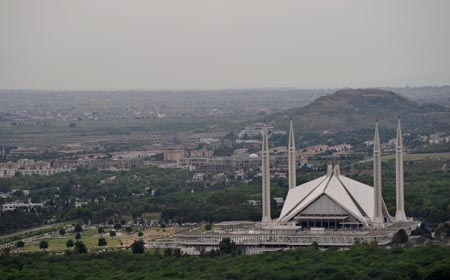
[267,88,450,135]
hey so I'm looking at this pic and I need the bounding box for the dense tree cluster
[1,161,449,235]
[0,245,449,279]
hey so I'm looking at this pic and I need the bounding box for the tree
[207,249,218,257]
[98,227,105,234]
[131,240,145,254]
[59,228,66,235]
[16,241,25,248]
[205,224,212,231]
[114,223,122,230]
[163,248,173,257]
[74,223,83,233]
[138,231,143,237]
[425,261,450,280]
[218,237,241,256]
[154,247,161,258]
[174,248,183,258]
[1,247,11,256]
[225,131,236,141]
[125,226,132,234]
[392,229,409,244]
[75,232,81,240]
[39,240,49,251]
[98,238,107,247]
[66,239,74,248]
[109,230,116,237]
[75,241,87,253]
[310,241,320,250]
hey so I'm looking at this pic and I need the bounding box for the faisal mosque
[150,119,418,254]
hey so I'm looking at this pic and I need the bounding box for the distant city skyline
[1,0,450,90]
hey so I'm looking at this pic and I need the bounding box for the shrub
[66,239,74,248]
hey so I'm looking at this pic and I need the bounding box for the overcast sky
[1,0,449,90]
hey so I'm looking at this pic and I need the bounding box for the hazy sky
[1,0,449,90]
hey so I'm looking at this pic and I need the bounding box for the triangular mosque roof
[278,165,389,224]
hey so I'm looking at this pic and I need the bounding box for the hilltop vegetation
[268,88,450,136]
[1,245,449,279]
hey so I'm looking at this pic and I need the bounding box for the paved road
[0,220,74,240]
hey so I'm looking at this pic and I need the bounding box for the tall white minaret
[373,121,384,224]
[395,118,407,222]
[261,122,271,223]
[288,118,297,189]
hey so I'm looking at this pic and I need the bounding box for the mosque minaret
[373,120,384,225]
[395,118,407,222]
[288,118,297,190]
[261,122,272,223]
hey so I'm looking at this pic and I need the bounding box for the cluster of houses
[0,122,355,180]
[0,159,71,178]
[0,155,148,178]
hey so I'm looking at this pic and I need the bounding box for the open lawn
[10,227,182,254]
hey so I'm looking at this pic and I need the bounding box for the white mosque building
[267,119,407,229]
[150,119,417,253]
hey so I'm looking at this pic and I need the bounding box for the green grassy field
[0,116,238,147]
[10,227,179,254]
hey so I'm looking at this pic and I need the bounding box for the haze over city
[1,1,450,279]
[1,0,450,90]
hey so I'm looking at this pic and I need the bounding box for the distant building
[164,150,187,162]
[1,202,44,212]
[236,141,261,148]
[111,150,157,159]
[428,132,449,144]
[0,168,16,178]
[199,138,220,145]
[273,197,284,206]
[91,158,144,170]
[188,149,213,158]
[0,159,73,177]
[247,200,261,206]
[233,148,248,155]
[10,147,43,156]
[270,146,288,153]
[238,123,273,139]
[192,173,205,181]
[234,170,245,180]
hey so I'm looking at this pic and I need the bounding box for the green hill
[268,88,450,135]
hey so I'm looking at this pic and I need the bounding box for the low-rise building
[1,202,45,212]
[192,173,205,181]
[238,123,273,139]
[164,150,187,162]
[199,138,220,145]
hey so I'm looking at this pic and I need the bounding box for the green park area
[8,226,180,254]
